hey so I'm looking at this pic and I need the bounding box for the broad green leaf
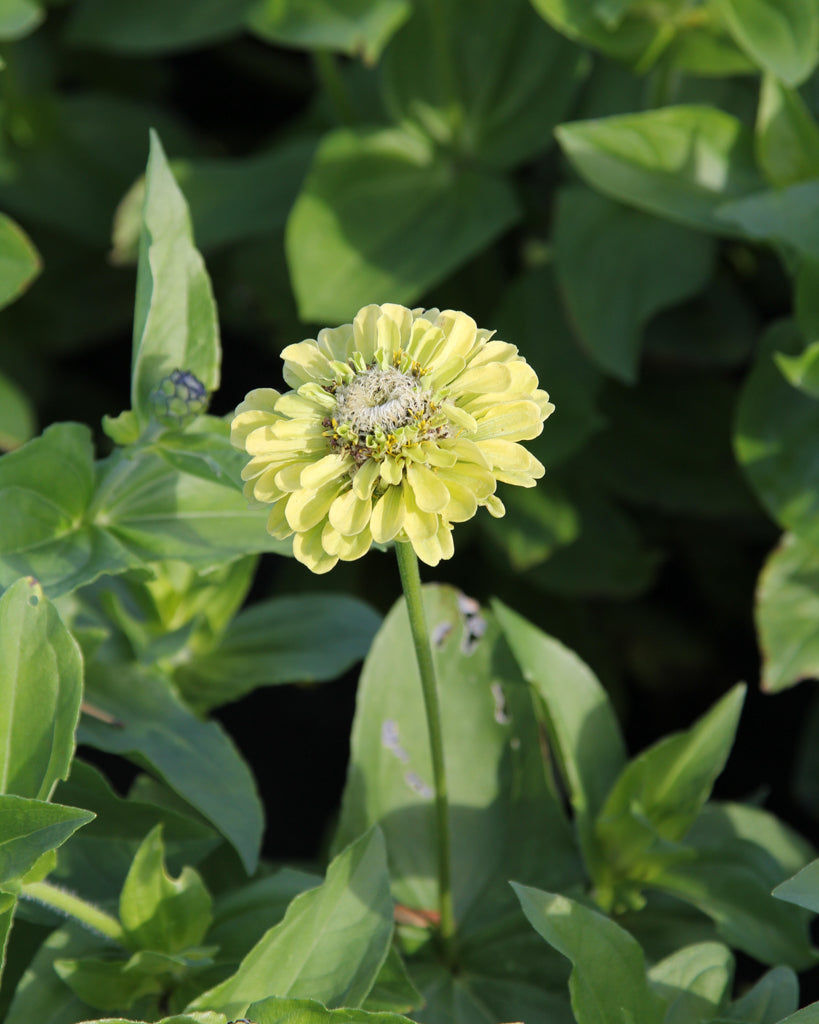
[556,106,764,233]
[52,761,218,904]
[383,0,586,169]
[493,598,626,870]
[647,942,734,1024]
[188,829,393,1019]
[667,18,756,75]
[0,0,43,39]
[596,684,745,852]
[66,0,256,53]
[0,212,41,310]
[718,181,819,259]
[513,885,666,1024]
[735,321,819,546]
[334,586,581,1024]
[285,126,519,323]
[75,1015,225,1024]
[0,890,15,989]
[773,857,819,913]
[78,662,263,874]
[481,481,579,572]
[713,0,819,86]
[652,802,816,969]
[0,578,83,800]
[131,131,219,430]
[249,995,413,1024]
[756,533,819,692]
[54,954,163,1012]
[248,0,410,63]
[174,593,381,712]
[363,946,423,1014]
[528,0,658,63]
[491,269,605,468]
[756,75,819,187]
[553,187,715,382]
[0,371,35,452]
[725,965,798,1023]
[0,796,93,885]
[119,826,212,955]
[111,138,318,264]
[772,1007,819,1024]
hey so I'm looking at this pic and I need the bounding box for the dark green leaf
[481,481,579,572]
[494,598,626,871]
[0,0,43,39]
[66,0,257,53]
[513,884,666,1024]
[528,0,658,63]
[556,106,763,233]
[383,0,587,169]
[756,533,819,692]
[0,796,94,886]
[175,593,381,712]
[285,127,519,322]
[719,181,819,259]
[713,0,819,86]
[647,941,734,1024]
[54,954,162,1012]
[131,131,220,430]
[188,829,393,1019]
[0,577,83,800]
[756,75,819,187]
[78,663,263,874]
[248,0,411,63]
[249,995,413,1024]
[773,857,819,914]
[725,965,799,1023]
[553,187,714,382]
[0,212,41,311]
[735,321,819,545]
[362,945,423,1015]
[0,371,36,452]
[119,826,212,955]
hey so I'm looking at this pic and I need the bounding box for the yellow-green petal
[329,488,372,536]
[266,499,294,540]
[281,341,335,388]
[380,457,403,486]
[407,462,450,514]
[484,494,505,518]
[293,523,338,574]
[352,458,380,499]
[440,477,478,522]
[352,304,381,363]
[473,400,543,441]
[449,362,511,396]
[300,453,351,489]
[371,486,406,543]
[285,480,341,532]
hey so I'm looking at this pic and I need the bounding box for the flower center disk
[335,367,428,438]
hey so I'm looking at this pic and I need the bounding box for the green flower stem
[313,50,355,125]
[20,880,126,945]
[395,542,456,961]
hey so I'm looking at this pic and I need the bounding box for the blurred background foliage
[2,0,819,868]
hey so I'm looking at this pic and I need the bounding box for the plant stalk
[394,542,456,960]
[20,880,126,945]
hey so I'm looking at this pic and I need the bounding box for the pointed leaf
[0,795,94,885]
[756,75,819,187]
[249,995,413,1024]
[188,828,393,1019]
[647,942,734,1024]
[0,577,83,800]
[0,212,41,311]
[725,965,799,1023]
[773,857,819,914]
[713,0,819,86]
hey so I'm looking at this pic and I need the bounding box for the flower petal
[473,401,544,441]
[285,480,342,532]
[380,457,404,486]
[329,488,372,536]
[352,458,380,499]
[353,304,381,363]
[281,341,335,388]
[449,362,511,396]
[371,485,406,543]
[266,499,294,540]
[407,462,450,514]
[300,453,352,489]
[293,523,338,574]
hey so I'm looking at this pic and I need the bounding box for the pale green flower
[231,304,553,573]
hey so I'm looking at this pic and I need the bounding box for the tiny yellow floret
[231,304,553,573]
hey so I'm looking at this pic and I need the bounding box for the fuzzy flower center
[335,367,428,435]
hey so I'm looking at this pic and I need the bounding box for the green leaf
[0,577,83,800]
[0,796,94,886]
[494,599,626,871]
[248,0,410,63]
[0,371,36,452]
[772,1007,819,1024]
[119,826,212,955]
[188,828,393,1020]
[735,320,819,546]
[553,187,714,382]
[652,802,817,968]
[512,885,666,1024]
[0,212,41,311]
[755,533,819,692]
[334,586,581,1024]
[712,0,819,86]
[0,890,15,989]
[111,138,318,264]
[555,106,764,233]
[363,946,423,1015]
[528,0,658,63]
[54,954,163,1012]
[0,0,43,39]
[66,0,257,53]
[647,942,734,1024]
[285,126,519,323]
[725,965,798,1023]
[718,182,819,259]
[249,995,413,1024]
[481,481,579,572]
[382,0,586,169]
[756,75,819,187]
[78,662,263,874]
[596,684,745,853]
[131,131,220,431]
[174,593,381,712]
[773,857,819,913]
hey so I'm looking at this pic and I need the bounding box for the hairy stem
[20,880,126,945]
[395,542,456,961]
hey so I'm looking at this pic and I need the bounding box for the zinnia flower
[231,304,553,573]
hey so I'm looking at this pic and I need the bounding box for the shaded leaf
[0,212,41,311]
[249,995,412,1024]
[0,371,36,452]
[756,75,819,187]
[718,182,819,260]
[0,796,94,886]
[725,965,799,1023]
[647,941,734,1024]
[713,0,819,86]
